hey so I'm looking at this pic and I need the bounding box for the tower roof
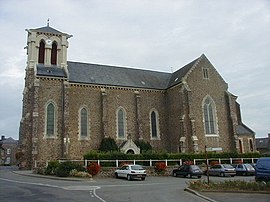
[31,26,63,34]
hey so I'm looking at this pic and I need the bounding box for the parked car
[234,163,255,176]
[172,164,203,178]
[115,164,146,181]
[255,157,270,182]
[208,164,236,177]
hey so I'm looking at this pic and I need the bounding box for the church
[19,24,255,169]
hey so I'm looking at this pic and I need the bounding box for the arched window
[150,110,160,139]
[38,40,45,64]
[117,108,126,138]
[203,97,217,135]
[46,103,55,136]
[239,139,243,153]
[51,42,57,65]
[249,139,254,152]
[80,108,88,138]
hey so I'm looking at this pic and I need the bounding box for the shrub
[134,140,152,153]
[70,169,92,178]
[99,137,119,152]
[45,160,60,175]
[184,160,193,165]
[55,161,86,177]
[154,162,167,174]
[87,162,101,176]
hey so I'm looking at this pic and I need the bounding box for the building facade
[19,24,255,169]
[0,136,18,165]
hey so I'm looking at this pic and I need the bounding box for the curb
[184,187,218,202]
[13,170,93,181]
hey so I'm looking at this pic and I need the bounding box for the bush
[134,140,152,153]
[99,137,119,152]
[45,160,60,175]
[154,162,167,174]
[87,162,101,176]
[55,161,86,177]
[70,169,92,178]
[188,180,270,192]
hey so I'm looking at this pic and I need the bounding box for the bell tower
[25,21,72,72]
[20,22,72,169]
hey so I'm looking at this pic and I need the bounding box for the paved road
[0,166,206,202]
[1,166,269,202]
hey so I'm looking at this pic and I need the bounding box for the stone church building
[19,24,255,168]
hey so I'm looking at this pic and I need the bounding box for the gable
[184,54,227,87]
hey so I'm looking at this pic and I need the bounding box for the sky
[0,0,269,140]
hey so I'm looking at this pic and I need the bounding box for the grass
[188,180,270,192]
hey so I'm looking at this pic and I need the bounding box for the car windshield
[223,164,233,168]
[244,164,254,170]
[257,159,270,169]
[190,165,200,170]
[131,165,144,170]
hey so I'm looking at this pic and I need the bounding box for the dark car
[235,163,255,176]
[255,157,270,182]
[208,164,236,177]
[172,165,203,178]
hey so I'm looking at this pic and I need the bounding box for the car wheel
[189,174,192,178]
[127,174,132,181]
[220,172,225,177]
[115,173,119,178]
[173,172,177,177]
[198,176,201,179]
[141,177,145,181]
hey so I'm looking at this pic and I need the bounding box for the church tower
[25,21,72,71]
[19,23,72,169]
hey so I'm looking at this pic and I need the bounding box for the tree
[99,137,119,152]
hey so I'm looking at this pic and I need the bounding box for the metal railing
[53,157,258,168]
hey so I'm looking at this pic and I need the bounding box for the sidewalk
[185,187,270,202]
[13,170,93,181]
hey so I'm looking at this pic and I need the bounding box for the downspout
[61,78,65,158]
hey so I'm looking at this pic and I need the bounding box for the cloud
[0,0,269,139]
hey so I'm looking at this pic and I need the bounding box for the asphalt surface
[1,166,270,202]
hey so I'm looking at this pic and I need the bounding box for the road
[0,166,207,202]
[1,166,269,202]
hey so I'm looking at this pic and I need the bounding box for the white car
[208,164,236,177]
[115,164,146,180]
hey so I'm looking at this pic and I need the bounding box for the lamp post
[205,145,210,185]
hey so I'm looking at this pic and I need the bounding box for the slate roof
[36,56,200,90]
[0,137,18,144]
[256,138,269,149]
[37,64,66,78]
[236,124,255,135]
[167,57,199,88]
[30,25,64,35]
[67,61,173,90]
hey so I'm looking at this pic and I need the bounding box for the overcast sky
[0,0,269,140]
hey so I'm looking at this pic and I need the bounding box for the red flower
[87,162,101,176]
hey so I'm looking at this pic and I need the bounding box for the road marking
[0,177,60,188]
[0,177,106,202]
